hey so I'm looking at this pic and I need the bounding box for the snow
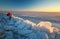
[37,21,52,27]
[0,14,60,39]
[37,21,53,33]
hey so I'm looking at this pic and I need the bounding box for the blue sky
[0,0,60,12]
[0,0,39,10]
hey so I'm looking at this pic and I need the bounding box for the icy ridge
[0,14,60,39]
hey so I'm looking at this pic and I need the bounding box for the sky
[0,0,60,12]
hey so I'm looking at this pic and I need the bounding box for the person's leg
[9,17,11,20]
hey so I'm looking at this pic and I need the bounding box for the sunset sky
[0,0,60,12]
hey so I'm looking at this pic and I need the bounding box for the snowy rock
[23,23,32,30]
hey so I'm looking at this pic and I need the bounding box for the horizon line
[0,11,60,13]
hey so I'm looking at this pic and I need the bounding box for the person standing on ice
[7,12,12,20]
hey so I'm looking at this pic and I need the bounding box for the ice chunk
[25,20,37,30]
[25,20,36,26]
[37,21,52,27]
[36,31,49,39]
[48,33,55,39]
[18,30,33,35]
[8,20,14,25]
[23,23,32,30]
[17,21,26,29]
[0,29,6,39]
[28,32,37,39]
[55,34,60,39]
[5,31,14,39]
[2,14,60,39]
[37,21,53,33]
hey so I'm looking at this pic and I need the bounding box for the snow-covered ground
[0,13,60,39]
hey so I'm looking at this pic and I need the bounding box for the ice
[56,34,60,39]
[25,20,37,30]
[37,21,53,33]
[5,31,14,39]
[28,32,37,39]
[0,14,60,39]
[37,21,52,27]
[18,30,33,35]
[35,31,49,39]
